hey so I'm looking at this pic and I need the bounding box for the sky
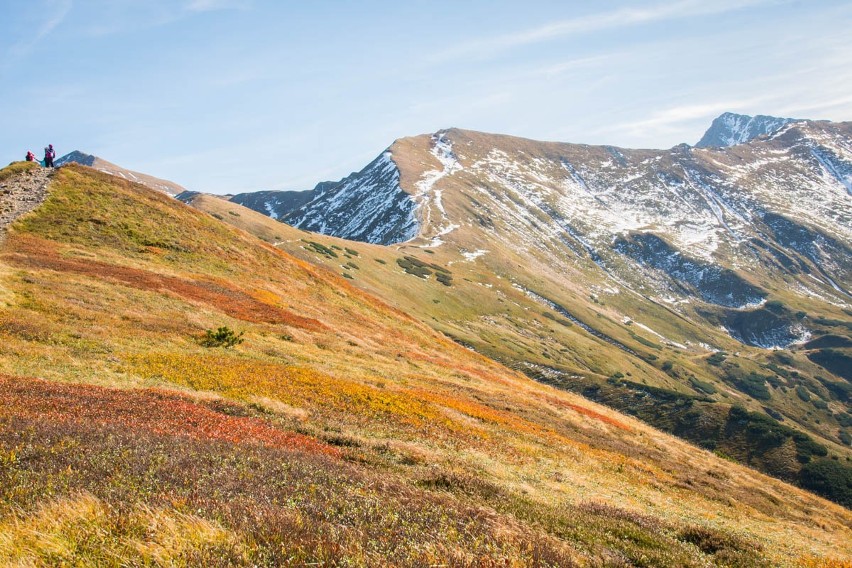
[2,0,851,194]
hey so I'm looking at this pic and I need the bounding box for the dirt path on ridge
[0,166,52,244]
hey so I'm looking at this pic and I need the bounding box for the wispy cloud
[185,0,250,12]
[604,98,770,139]
[429,0,777,62]
[528,54,619,78]
[34,0,73,42]
[3,0,72,67]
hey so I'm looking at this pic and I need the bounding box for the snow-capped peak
[696,112,801,148]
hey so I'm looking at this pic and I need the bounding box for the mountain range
[2,159,849,565]
[172,113,852,507]
[1,110,851,564]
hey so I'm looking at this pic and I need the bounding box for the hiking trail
[0,166,52,242]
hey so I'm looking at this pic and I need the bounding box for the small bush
[727,371,772,400]
[436,272,453,286]
[689,376,717,395]
[344,247,359,257]
[707,352,726,366]
[396,257,432,278]
[303,240,338,259]
[199,326,244,348]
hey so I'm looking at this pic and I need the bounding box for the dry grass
[0,493,237,566]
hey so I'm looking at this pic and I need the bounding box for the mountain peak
[696,112,801,148]
[54,150,97,167]
[53,150,187,196]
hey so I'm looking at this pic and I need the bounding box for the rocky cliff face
[285,152,419,244]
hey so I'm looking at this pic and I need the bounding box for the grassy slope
[190,186,852,501]
[234,126,852,501]
[0,163,850,566]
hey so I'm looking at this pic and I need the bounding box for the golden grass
[0,493,237,566]
[127,352,455,433]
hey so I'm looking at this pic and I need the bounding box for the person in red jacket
[26,150,39,163]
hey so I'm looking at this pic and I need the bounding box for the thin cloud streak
[3,0,72,68]
[185,0,251,13]
[429,0,778,62]
[603,98,770,138]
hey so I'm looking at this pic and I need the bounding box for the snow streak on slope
[414,131,463,247]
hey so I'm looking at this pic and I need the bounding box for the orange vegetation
[5,235,324,330]
[0,374,339,456]
[127,353,456,433]
[544,395,632,431]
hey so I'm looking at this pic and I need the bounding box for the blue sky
[2,0,851,194]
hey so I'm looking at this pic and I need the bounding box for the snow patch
[461,249,489,262]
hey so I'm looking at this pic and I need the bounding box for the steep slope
[286,152,420,244]
[696,112,801,148]
[1,161,850,565]
[205,120,852,504]
[56,150,187,195]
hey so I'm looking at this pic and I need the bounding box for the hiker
[25,150,39,163]
[44,144,56,167]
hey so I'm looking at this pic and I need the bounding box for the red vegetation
[4,237,325,330]
[0,375,339,456]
